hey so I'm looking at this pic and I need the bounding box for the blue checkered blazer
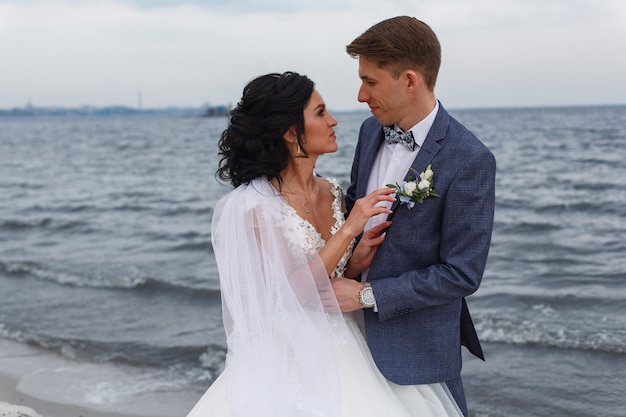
[345,103,495,386]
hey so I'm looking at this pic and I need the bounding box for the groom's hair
[346,16,441,91]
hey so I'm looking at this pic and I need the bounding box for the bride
[186,72,463,417]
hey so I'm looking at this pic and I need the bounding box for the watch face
[361,287,375,306]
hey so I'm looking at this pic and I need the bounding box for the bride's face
[301,90,338,156]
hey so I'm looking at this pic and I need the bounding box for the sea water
[1,106,624,416]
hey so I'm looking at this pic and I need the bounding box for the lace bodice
[278,178,354,278]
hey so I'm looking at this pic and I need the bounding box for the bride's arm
[317,188,393,277]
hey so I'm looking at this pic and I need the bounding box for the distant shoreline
[1,103,623,117]
[0,105,229,117]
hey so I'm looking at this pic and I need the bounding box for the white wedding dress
[186,178,462,417]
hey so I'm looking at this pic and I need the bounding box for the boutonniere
[386,164,440,209]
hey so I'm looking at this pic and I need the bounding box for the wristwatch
[359,283,376,309]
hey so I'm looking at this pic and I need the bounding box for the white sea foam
[0,402,44,417]
[2,260,148,288]
[475,312,626,354]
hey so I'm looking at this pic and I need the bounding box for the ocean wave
[33,203,99,213]
[110,203,153,212]
[533,200,625,215]
[168,241,213,252]
[494,199,625,219]
[0,180,45,190]
[0,323,98,362]
[139,278,222,299]
[0,217,52,229]
[0,216,92,232]
[0,260,149,288]
[158,206,214,217]
[0,322,224,372]
[198,344,227,381]
[495,220,562,234]
[0,259,221,297]
[475,312,626,354]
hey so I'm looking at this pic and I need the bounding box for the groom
[332,16,496,416]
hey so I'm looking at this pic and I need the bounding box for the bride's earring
[297,142,301,155]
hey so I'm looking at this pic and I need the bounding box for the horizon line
[1,102,625,114]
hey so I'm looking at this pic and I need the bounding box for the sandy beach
[0,339,198,417]
[0,372,142,417]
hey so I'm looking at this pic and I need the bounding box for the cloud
[0,0,378,108]
[1,0,625,110]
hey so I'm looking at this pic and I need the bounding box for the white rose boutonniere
[387,164,440,209]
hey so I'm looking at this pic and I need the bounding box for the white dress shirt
[364,101,440,234]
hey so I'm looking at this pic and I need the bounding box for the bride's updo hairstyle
[217,71,315,187]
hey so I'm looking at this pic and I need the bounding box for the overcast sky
[1,0,625,110]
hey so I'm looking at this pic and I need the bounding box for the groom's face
[356,57,408,127]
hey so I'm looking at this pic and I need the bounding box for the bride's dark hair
[217,71,315,187]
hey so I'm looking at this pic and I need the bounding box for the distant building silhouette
[204,105,229,117]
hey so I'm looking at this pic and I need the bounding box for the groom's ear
[404,70,425,91]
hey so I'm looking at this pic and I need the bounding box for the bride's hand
[345,221,391,277]
[340,188,394,238]
[319,188,393,278]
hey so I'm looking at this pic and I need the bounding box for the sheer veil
[212,178,346,417]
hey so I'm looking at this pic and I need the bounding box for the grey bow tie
[383,126,415,151]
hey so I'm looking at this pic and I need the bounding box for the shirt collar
[392,100,439,151]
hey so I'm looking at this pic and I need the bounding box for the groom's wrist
[359,283,376,309]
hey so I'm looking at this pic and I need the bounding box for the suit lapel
[405,105,448,182]
[385,142,440,221]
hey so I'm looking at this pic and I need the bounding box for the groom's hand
[331,277,365,312]
[346,221,391,277]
